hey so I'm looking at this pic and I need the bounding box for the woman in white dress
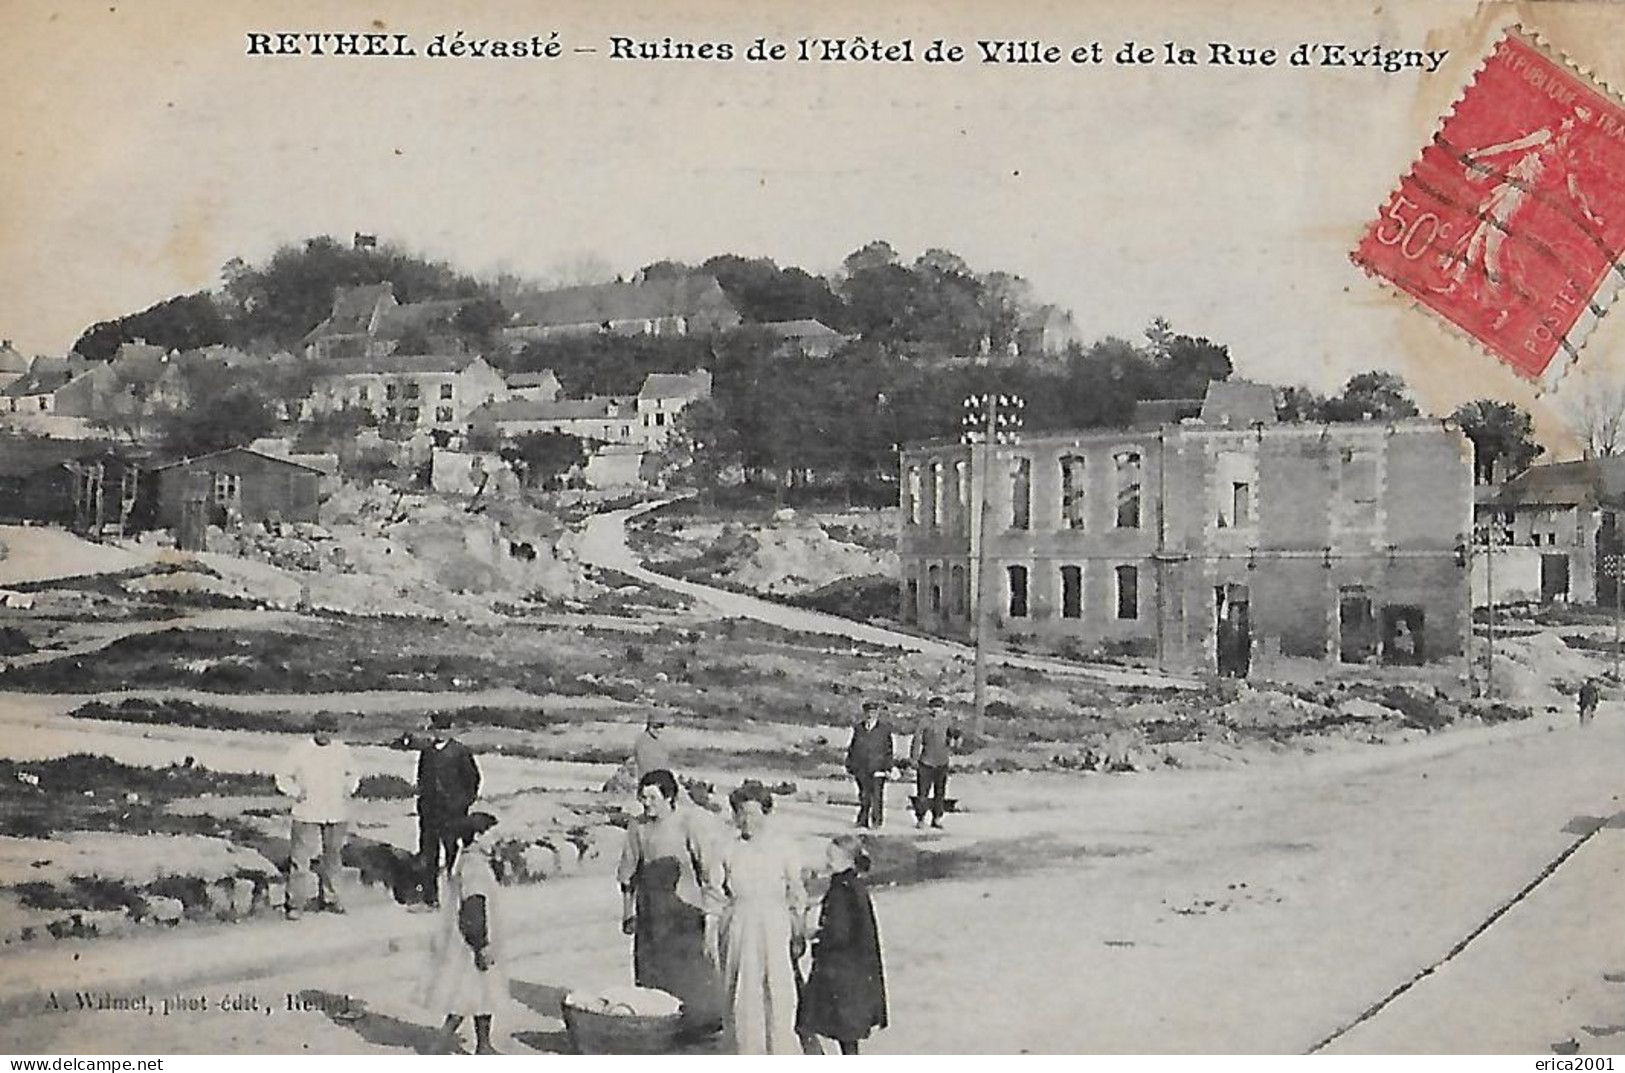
[705,781,810,1055]
[418,812,510,1055]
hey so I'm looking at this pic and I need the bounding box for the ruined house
[897,384,1473,676]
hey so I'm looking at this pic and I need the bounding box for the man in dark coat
[417,711,482,907]
[845,701,894,829]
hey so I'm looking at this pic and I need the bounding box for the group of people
[275,711,504,1053]
[844,696,964,831]
[617,770,889,1055]
[271,695,971,1055]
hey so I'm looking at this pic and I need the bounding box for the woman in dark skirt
[796,833,888,1054]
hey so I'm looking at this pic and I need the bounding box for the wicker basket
[561,994,684,1055]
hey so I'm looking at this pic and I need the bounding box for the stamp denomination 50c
[1353,30,1625,384]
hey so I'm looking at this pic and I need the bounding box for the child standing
[796,834,888,1054]
[419,811,509,1055]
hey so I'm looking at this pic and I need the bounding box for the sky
[4,0,1624,455]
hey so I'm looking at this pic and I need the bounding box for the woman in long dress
[616,769,724,1035]
[796,834,888,1054]
[705,780,810,1055]
[418,812,510,1055]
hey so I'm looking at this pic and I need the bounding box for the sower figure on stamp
[910,696,960,830]
[276,713,360,918]
[417,711,482,908]
[1444,107,1604,300]
[845,700,894,830]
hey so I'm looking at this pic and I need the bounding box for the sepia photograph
[3,0,1625,1058]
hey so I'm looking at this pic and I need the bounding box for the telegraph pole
[963,392,1023,736]
[1610,552,1622,685]
[1485,524,1495,698]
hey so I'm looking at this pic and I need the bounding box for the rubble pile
[1491,631,1593,708]
[0,832,284,944]
[143,481,599,618]
[704,514,897,597]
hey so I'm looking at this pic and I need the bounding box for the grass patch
[0,754,272,840]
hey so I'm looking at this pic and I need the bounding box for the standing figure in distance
[417,711,482,907]
[276,713,360,918]
[632,715,674,781]
[910,696,960,830]
[1579,677,1601,725]
[845,700,894,830]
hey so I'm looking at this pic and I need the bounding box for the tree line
[64,234,1545,489]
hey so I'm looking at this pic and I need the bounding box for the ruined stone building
[897,387,1473,676]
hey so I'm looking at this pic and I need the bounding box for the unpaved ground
[3,703,1622,1054]
[0,527,155,587]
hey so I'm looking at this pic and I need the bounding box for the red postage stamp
[1352,30,1625,384]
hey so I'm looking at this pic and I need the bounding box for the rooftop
[507,275,734,328]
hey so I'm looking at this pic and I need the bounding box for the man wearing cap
[417,711,483,907]
[909,697,960,829]
[845,701,895,829]
[276,714,361,917]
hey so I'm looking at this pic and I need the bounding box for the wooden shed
[153,447,322,549]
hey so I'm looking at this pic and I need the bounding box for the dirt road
[5,701,1621,1054]
[581,505,1198,691]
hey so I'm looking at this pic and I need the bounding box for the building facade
[465,395,639,444]
[898,412,1473,675]
[635,369,712,448]
[305,354,508,431]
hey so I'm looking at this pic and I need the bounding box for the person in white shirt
[276,713,361,918]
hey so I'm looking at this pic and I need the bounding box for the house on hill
[503,369,562,402]
[302,283,474,361]
[305,353,508,432]
[636,369,711,448]
[1,356,91,414]
[759,319,850,360]
[1015,306,1081,358]
[502,275,740,344]
[0,340,28,391]
[466,395,639,445]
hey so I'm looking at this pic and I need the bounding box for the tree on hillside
[218,237,485,349]
[1142,317,1232,400]
[1276,384,1330,423]
[1451,399,1543,483]
[500,431,588,490]
[72,293,229,361]
[452,296,507,351]
[655,398,742,494]
[637,260,692,281]
[698,255,844,325]
[154,378,275,457]
[1323,370,1420,421]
